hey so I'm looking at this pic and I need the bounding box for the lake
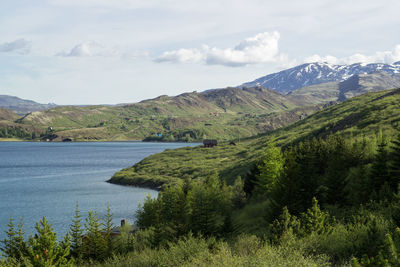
[0,141,198,240]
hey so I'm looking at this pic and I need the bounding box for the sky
[1,0,400,105]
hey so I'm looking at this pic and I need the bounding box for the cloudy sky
[1,0,400,105]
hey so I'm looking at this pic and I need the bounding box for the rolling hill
[17,87,313,141]
[108,87,400,188]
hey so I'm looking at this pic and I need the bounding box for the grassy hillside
[0,108,43,140]
[109,87,400,188]
[17,87,311,142]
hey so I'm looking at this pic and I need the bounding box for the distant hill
[0,95,57,115]
[287,71,400,104]
[17,86,316,141]
[241,62,400,94]
[109,87,400,188]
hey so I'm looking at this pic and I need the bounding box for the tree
[300,197,331,236]
[254,142,284,196]
[69,203,83,261]
[0,218,27,260]
[27,217,72,266]
[188,175,226,236]
[136,194,160,229]
[270,207,300,243]
[370,139,390,195]
[390,132,400,190]
[231,176,246,209]
[83,211,106,261]
[103,203,114,258]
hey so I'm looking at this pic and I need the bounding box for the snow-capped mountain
[241,62,400,94]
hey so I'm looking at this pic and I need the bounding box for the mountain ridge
[0,95,57,115]
[241,62,400,94]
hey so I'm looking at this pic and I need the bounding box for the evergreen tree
[300,197,331,236]
[136,194,160,229]
[254,142,284,196]
[390,132,400,190]
[103,203,114,258]
[83,211,106,261]
[188,175,225,236]
[27,217,72,266]
[270,207,300,243]
[370,139,390,195]
[158,184,188,238]
[231,176,246,209]
[0,218,27,260]
[69,203,83,261]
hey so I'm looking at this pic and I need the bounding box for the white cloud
[0,39,31,54]
[155,48,205,63]
[155,31,285,67]
[305,44,400,65]
[57,41,120,57]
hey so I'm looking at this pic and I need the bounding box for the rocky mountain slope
[287,71,400,104]
[241,62,400,94]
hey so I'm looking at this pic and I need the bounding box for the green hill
[17,87,312,142]
[0,108,43,140]
[109,87,400,188]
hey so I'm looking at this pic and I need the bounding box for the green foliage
[82,211,107,261]
[0,218,26,260]
[300,198,331,236]
[26,217,72,266]
[69,203,83,261]
[253,141,284,196]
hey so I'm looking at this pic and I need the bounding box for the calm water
[0,142,197,240]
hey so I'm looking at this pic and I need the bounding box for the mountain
[287,71,400,104]
[109,87,400,188]
[17,86,315,141]
[241,62,400,94]
[0,95,57,115]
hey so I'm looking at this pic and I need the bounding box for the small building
[203,139,218,148]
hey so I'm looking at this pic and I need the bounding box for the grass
[109,88,400,187]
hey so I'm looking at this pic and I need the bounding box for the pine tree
[370,139,390,195]
[27,217,72,266]
[69,202,83,261]
[390,132,400,190]
[300,198,331,236]
[0,218,26,260]
[103,203,114,258]
[1,218,17,259]
[254,142,284,196]
[231,176,246,209]
[136,194,160,229]
[188,175,224,236]
[270,207,300,243]
[83,211,106,261]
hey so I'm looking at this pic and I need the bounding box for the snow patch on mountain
[241,62,400,94]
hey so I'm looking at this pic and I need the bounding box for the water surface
[0,141,197,239]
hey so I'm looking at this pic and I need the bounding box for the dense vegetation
[110,88,400,188]
[3,132,400,266]
[3,88,400,266]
